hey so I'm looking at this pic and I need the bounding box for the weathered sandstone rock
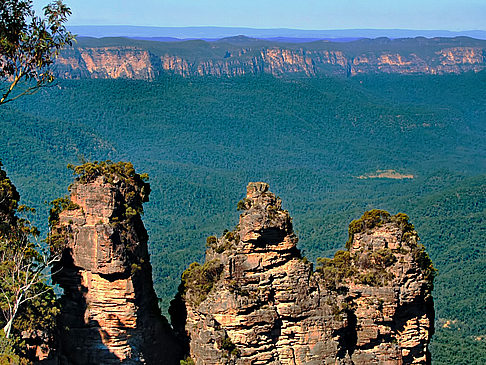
[50,162,180,364]
[170,183,434,365]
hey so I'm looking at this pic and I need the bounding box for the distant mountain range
[68,26,486,41]
[55,36,486,79]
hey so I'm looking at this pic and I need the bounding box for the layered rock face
[54,38,486,79]
[342,211,435,364]
[56,47,158,79]
[171,183,434,364]
[50,163,180,364]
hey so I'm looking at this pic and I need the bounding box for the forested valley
[0,72,485,363]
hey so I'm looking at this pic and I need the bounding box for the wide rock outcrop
[170,182,434,364]
[50,162,180,364]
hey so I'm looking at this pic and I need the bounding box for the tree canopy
[0,0,73,105]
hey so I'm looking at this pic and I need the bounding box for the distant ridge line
[67,25,486,41]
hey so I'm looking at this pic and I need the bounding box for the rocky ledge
[170,182,435,365]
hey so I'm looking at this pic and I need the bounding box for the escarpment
[49,162,180,364]
[54,37,486,79]
[170,182,435,364]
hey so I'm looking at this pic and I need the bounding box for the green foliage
[346,209,391,249]
[181,260,223,306]
[0,0,74,104]
[0,333,23,365]
[346,210,417,249]
[412,244,437,289]
[0,166,58,362]
[0,161,20,223]
[206,232,236,254]
[353,248,397,286]
[67,161,150,220]
[317,245,398,288]
[431,326,486,365]
[206,235,217,247]
[371,248,397,268]
[9,284,59,360]
[179,357,195,365]
[46,196,78,254]
[47,195,79,226]
[221,335,240,357]
[68,160,146,186]
[236,199,245,211]
[316,250,357,289]
[237,198,251,211]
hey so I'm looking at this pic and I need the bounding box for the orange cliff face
[50,166,181,365]
[56,47,158,79]
[169,183,435,365]
[54,42,486,79]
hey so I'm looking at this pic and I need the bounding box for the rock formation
[46,164,434,364]
[54,37,486,79]
[50,162,180,364]
[170,182,435,364]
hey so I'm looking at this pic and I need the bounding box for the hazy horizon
[32,0,486,31]
[66,25,486,41]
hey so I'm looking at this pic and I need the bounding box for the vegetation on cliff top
[319,209,435,289]
[68,161,151,219]
[346,209,414,249]
[68,160,149,186]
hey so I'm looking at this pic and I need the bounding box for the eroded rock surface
[51,163,180,364]
[54,38,486,79]
[170,183,434,365]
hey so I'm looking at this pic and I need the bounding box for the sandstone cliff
[53,37,486,79]
[50,162,180,364]
[170,182,435,364]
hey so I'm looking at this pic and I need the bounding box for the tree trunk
[3,319,12,338]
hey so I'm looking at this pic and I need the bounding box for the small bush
[180,357,195,365]
[48,196,79,227]
[412,244,437,288]
[317,250,357,289]
[237,198,251,211]
[346,209,391,249]
[221,336,240,357]
[206,236,217,247]
[181,260,224,306]
[371,248,397,268]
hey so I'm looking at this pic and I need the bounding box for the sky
[32,0,486,30]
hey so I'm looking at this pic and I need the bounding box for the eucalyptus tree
[0,0,74,105]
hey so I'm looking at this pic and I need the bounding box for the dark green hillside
[391,175,486,365]
[0,72,485,363]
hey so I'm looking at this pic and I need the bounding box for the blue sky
[33,0,486,30]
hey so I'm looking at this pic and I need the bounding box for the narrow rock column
[344,211,435,364]
[170,182,348,365]
[50,163,180,364]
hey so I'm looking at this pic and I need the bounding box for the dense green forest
[0,72,485,364]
